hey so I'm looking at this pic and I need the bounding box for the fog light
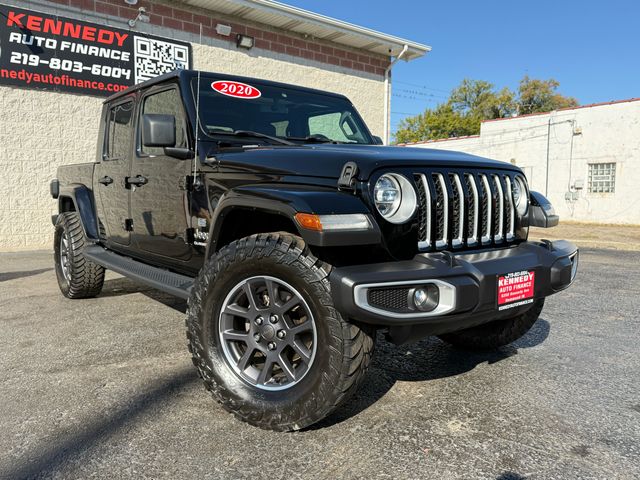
[410,284,439,312]
[414,288,428,306]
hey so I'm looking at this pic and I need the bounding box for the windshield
[191,77,374,145]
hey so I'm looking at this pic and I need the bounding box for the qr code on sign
[134,37,190,84]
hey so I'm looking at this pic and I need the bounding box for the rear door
[129,85,193,262]
[94,97,135,248]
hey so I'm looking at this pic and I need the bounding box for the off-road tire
[54,212,105,298]
[186,232,375,431]
[438,299,545,351]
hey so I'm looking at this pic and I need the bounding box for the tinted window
[308,111,366,143]
[105,101,133,160]
[140,88,187,155]
[192,78,373,144]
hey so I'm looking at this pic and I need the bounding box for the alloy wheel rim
[60,233,71,281]
[218,275,317,391]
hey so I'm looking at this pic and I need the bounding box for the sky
[283,0,640,136]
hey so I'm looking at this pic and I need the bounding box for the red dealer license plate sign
[497,270,535,311]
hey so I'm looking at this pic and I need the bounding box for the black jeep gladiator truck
[51,69,578,431]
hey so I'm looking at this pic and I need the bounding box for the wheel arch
[209,206,300,257]
[204,184,381,260]
[57,184,99,242]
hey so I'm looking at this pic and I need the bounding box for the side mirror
[529,191,559,228]
[142,114,176,148]
[372,135,384,145]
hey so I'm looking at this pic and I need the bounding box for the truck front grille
[414,170,522,251]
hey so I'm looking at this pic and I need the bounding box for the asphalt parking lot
[0,248,639,480]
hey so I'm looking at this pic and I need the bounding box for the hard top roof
[104,69,349,103]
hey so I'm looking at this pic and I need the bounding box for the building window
[588,163,616,193]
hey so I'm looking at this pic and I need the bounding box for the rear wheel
[54,212,105,298]
[186,233,375,431]
[438,299,545,351]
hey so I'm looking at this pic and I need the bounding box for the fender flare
[57,184,100,242]
[204,184,381,259]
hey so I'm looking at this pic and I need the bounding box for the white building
[0,0,428,251]
[405,98,640,224]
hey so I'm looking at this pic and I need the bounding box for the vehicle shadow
[496,472,528,480]
[0,268,52,282]
[310,318,550,430]
[0,365,199,480]
[97,276,550,432]
[99,277,187,313]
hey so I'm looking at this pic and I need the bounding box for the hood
[207,143,521,180]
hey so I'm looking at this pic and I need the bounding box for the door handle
[98,175,113,186]
[125,175,148,188]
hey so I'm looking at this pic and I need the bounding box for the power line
[392,93,440,102]
[394,88,448,100]
[391,111,423,116]
[394,80,450,94]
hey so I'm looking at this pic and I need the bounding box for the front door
[129,85,192,262]
[94,98,135,248]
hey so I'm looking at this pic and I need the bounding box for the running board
[84,246,194,299]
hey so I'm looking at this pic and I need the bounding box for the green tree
[517,75,578,115]
[449,79,516,120]
[395,103,478,144]
[393,76,577,144]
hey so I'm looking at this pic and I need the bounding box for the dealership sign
[0,6,192,96]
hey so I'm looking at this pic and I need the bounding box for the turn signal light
[294,213,323,231]
[294,213,372,232]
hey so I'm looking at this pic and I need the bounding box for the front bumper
[330,240,578,335]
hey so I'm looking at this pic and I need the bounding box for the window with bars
[588,163,616,193]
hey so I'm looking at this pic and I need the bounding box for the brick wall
[43,0,390,76]
[0,88,100,250]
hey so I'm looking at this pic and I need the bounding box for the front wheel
[438,299,545,351]
[186,233,375,431]
[54,212,105,299]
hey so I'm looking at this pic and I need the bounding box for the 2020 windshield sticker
[211,80,261,99]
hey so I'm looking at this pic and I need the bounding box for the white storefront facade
[406,99,640,224]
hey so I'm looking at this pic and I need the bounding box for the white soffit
[178,0,431,60]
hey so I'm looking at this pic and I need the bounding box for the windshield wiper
[209,129,295,146]
[286,135,360,145]
[286,135,336,144]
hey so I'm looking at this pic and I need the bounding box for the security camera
[128,7,150,28]
[124,0,138,5]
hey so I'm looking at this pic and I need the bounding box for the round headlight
[513,176,528,216]
[373,173,417,224]
[374,174,401,216]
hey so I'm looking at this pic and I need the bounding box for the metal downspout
[384,44,409,145]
